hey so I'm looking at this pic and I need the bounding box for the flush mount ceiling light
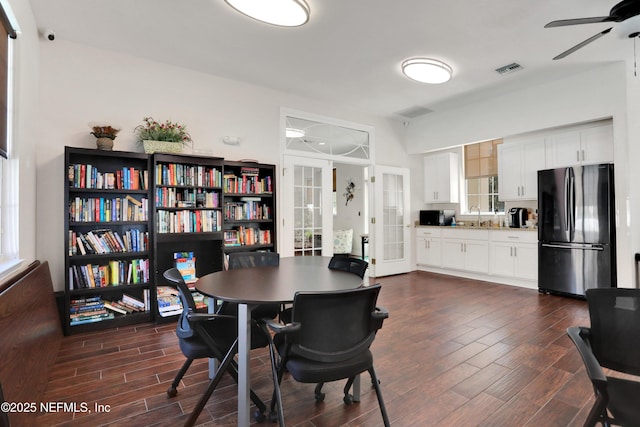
[225,0,310,27]
[286,127,305,138]
[401,58,453,84]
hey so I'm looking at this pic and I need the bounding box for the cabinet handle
[514,247,517,257]
[510,247,513,257]
[521,186,524,196]
[577,150,580,162]
[582,150,585,161]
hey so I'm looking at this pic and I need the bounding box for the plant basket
[142,140,183,154]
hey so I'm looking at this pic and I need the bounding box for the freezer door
[538,243,614,296]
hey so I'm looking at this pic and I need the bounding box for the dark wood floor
[34,271,597,426]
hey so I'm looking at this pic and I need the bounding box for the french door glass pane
[293,165,323,256]
[383,173,404,261]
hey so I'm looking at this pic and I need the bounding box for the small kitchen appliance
[419,210,455,226]
[508,207,528,228]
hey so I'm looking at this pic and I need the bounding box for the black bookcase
[222,160,277,255]
[151,153,225,320]
[63,148,277,332]
[64,147,152,335]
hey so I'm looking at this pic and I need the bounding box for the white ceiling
[29,0,640,120]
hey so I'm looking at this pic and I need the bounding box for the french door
[371,165,411,276]
[281,155,333,257]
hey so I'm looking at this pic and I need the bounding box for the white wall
[35,40,408,291]
[406,61,636,287]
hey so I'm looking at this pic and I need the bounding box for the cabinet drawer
[441,228,489,240]
[490,229,538,243]
[415,227,442,238]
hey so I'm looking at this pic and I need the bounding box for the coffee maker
[508,207,528,228]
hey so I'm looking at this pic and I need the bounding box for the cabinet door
[464,240,489,273]
[545,130,582,168]
[514,243,537,281]
[423,155,439,203]
[442,240,465,270]
[497,144,522,200]
[425,238,442,267]
[581,124,613,165]
[520,139,546,199]
[490,242,515,277]
[416,236,429,265]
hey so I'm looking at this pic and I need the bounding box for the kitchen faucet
[470,205,481,227]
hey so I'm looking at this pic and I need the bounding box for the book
[174,251,197,284]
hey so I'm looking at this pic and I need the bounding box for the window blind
[464,139,502,179]
[0,4,16,159]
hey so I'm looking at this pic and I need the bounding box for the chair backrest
[328,255,368,279]
[586,288,640,375]
[163,268,197,339]
[227,251,280,270]
[289,284,385,363]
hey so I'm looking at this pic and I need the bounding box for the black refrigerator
[538,164,616,297]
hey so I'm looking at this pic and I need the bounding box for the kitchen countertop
[416,224,538,232]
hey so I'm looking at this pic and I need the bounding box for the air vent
[495,62,523,75]
[395,106,434,119]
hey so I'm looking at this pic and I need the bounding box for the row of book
[155,163,222,187]
[69,293,148,326]
[68,258,150,289]
[68,163,148,190]
[69,228,148,256]
[156,209,222,234]
[224,199,272,221]
[223,227,272,246]
[223,173,272,194]
[69,196,148,223]
[155,187,220,209]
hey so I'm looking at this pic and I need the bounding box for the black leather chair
[328,255,368,278]
[262,284,390,427]
[218,251,281,319]
[567,288,640,427]
[163,268,269,426]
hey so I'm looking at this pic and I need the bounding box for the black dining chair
[163,268,269,426]
[567,287,640,427]
[261,284,390,426]
[328,255,368,278]
[218,251,281,319]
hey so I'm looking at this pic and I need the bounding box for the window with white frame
[464,139,504,214]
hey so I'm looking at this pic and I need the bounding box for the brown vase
[96,137,114,151]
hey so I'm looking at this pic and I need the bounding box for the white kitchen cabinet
[545,123,613,168]
[424,152,459,203]
[441,229,489,274]
[415,228,441,267]
[498,137,546,201]
[490,230,537,281]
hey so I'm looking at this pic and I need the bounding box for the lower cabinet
[441,229,489,274]
[490,231,538,281]
[416,228,442,267]
[416,227,537,286]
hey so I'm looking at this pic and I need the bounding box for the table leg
[208,298,218,379]
[237,303,251,426]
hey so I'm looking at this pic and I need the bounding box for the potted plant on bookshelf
[134,116,192,154]
[90,123,120,151]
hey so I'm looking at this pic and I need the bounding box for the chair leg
[342,378,355,405]
[368,367,390,427]
[266,336,285,427]
[314,383,326,402]
[184,341,238,427]
[167,358,194,397]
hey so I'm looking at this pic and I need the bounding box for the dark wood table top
[195,256,364,304]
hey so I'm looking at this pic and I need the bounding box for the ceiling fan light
[286,127,305,138]
[401,58,453,84]
[225,0,310,27]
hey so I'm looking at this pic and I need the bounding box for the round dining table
[195,256,365,426]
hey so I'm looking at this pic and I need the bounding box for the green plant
[134,117,192,145]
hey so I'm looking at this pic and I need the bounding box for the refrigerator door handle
[541,243,604,251]
[564,169,570,233]
[569,169,575,241]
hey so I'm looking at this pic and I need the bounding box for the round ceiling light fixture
[401,58,453,84]
[225,0,310,27]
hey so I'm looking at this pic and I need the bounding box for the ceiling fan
[545,0,640,60]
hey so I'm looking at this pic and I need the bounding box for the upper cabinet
[424,152,459,204]
[545,123,613,168]
[498,138,545,200]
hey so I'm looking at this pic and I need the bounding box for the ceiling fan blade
[545,16,613,28]
[553,27,613,60]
